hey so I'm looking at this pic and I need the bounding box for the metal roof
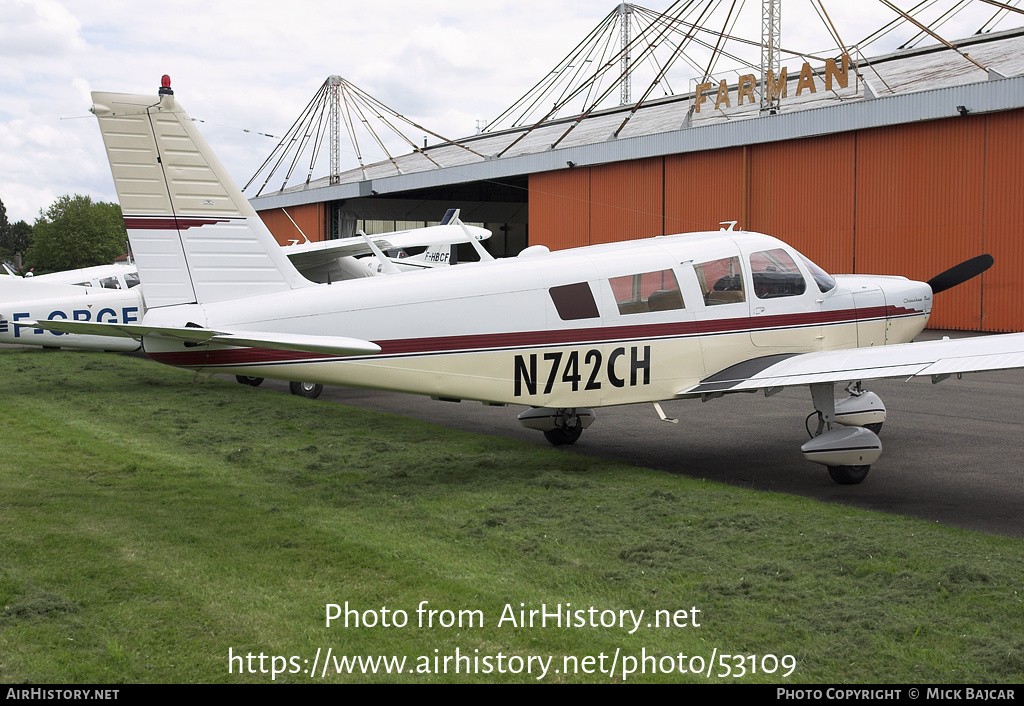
[250,26,1024,212]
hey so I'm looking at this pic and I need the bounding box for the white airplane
[0,272,144,352]
[28,262,141,289]
[282,211,491,283]
[30,79,1024,484]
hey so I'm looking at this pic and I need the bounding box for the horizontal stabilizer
[24,319,381,357]
[681,333,1024,395]
[208,331,380,357]
[22,319,203,341]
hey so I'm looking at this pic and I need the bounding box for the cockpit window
[125,272,141,288]
[799,255,837,293]
[99,276,121,290]
[695,256,745,306]
[609,269,684,315]
[749,249,807,299]
[549,282,600,321]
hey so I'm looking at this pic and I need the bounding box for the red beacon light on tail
[158,75,173,97]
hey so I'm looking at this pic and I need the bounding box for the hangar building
[249,25,1024,333]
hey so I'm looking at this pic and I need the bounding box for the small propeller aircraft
[7,261,141,289]
[29,78,1024,484]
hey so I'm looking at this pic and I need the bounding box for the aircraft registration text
[7,307,140,337]
[514,345,651,397]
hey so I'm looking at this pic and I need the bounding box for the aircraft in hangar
[30,78,1024,484]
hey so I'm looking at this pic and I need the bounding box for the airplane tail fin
[91,79,309,308]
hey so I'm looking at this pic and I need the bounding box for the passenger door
[746,247,823,353]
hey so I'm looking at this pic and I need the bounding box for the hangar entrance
[323,176,530,259]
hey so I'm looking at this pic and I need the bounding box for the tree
[6,220,32,254]
[0,197,30,263]
[25,195,127,273]
[0,196,9,255]
[1,220,32,268]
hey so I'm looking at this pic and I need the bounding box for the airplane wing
[681,333,1024,395]
[23,319,381,357]
[284,224,490,271]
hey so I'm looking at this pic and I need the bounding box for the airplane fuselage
[140,229,932,408]
[0,277,143,351]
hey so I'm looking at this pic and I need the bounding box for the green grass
[1,348,1022,683]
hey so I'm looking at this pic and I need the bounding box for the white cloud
[0,0,86,57]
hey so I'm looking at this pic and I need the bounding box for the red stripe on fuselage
[124,217,231,230]
[144,305,925,368]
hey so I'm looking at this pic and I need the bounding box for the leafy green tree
[25,195,127,272]
[2,220,32,260]
[0,196,9,256]
[6,220,32,254]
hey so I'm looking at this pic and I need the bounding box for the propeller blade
[927,254,994,295]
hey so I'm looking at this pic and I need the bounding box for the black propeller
[927,254,994,295]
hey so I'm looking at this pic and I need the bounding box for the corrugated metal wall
[529,168,591,249]
[855,118,986,330]
[528,109,1024,332]
[748,133,857,275]
[589,159,663,244]
[257,202,325,246]
[664,147,745,235]
[981,110,1024,332]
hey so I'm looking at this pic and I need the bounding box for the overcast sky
[1,0,1018,223]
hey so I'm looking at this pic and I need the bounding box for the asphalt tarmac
[249,330,1024,540]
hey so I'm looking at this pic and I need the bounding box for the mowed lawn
[1,348,1022,683]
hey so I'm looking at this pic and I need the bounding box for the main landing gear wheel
[518,407,595,445]
[289,381,324,399]
[803,384,883,485]
[236,376,264,387]
[543,425,583,446]
[828,465,871,485]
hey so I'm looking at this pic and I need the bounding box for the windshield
[799,255,837,293]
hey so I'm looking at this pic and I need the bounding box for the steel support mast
[619,3,632,104]
[760,0,781,112]
[328,76,342,185]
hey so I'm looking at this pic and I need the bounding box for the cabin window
[549,282,600,321]
[99,276,121,290]
[125,272,141,288]
[694,256,745,306]
[608,269,684,315]
[799,255,837,293]
[749,249,807,299]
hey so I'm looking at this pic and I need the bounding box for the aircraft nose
[879,278,933,343]
[902,280,932,316]
[879,278,932,317]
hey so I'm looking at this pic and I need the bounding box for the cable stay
[244,76,485,197]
